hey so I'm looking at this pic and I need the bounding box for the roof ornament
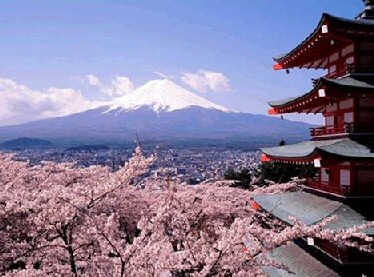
[363,0,374,6]
[357,0,374,20]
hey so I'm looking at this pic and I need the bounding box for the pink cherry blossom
[0,148,372,276]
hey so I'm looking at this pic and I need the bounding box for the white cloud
[86,74,134,97]
[154,71,175,80]
[86,74,101,86]
[109,76,134,96]
[181,70,231,93]
[0,78,104,126]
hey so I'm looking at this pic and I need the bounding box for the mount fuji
[107,79,231,113]
[0,79,311,146]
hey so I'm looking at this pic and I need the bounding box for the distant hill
[0,137,53,150]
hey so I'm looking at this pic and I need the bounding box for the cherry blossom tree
[0,148,372,277]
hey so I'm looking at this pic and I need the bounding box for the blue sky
[0,0,363,125]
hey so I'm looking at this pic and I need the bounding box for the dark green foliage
[188,178,201,185]
[0,137,53,150]
[257,162,317,185]
[224,167,253,189]
[225,161,317,189]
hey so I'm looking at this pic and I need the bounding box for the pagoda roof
[273,13,374,70]
[268,74,374,114]
[253,191,374,235]
[261,138,374,161]
[324,74,374,88]
[263,243,340,277]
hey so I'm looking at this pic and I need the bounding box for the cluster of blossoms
[0,148,373,276]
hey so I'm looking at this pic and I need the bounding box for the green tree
[257,162,317,185]
[224,167,253,189]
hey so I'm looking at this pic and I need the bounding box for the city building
[258,1,374,276]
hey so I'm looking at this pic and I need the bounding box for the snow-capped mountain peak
[107,79,231,113]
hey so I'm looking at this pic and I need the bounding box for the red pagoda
[257,1,374,276]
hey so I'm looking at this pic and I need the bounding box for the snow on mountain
[106,79,231,113]
[0,79,312,145]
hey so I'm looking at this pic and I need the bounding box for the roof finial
[363,0,374,7]
[358,0,374,19]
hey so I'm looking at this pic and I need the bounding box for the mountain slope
[0,80,312,146]
[0,106,311,145]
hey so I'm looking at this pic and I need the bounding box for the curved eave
[273,13,327,62]
[261,138,374,163]
[254,191,374,235]
[261,153,317,164]
[273,13,374,70]
[268,75,374,115]
[261,140,324,163]
[261,150,319,164]
[268,80,326,115]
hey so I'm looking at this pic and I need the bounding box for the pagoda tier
[254,191,374,274]
[269,74,374,139]
[268,74,374,115]
[261,137,374,197]
[273,13,374,78]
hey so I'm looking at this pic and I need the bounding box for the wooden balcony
[326,63,374,79]
[307,178,374,197]
[306,178,343,196]
[310,123,354,138]
[346,63,374,74]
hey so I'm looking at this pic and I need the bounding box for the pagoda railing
[306,178,343,195]
[326,64,374,79]
[310,123,354,137]
[346,63,374,74]
[326,68,349,79]
[307,178,374,197]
